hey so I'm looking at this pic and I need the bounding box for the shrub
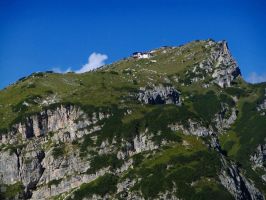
[225,87,245,98]
[51,144,65,159]
[192,91,221,122]
[71,174,118,199]
[87,154,123,174]
[79,134,94,157]
[47,178,63,187]
[110,71,119,75]
[1,182,24,199]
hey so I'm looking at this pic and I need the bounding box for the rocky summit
[0,39,265,200]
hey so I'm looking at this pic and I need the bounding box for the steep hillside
[0,39,265,200]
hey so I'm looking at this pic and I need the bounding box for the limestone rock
[168,119,213,136]
[250,143,266,183]
[257,89,266,115]
[210,41,241,88]
[250,143,266,169]
[219,156,264,200]
[183,40,241,88]
[214,106,238,132]
[137,85,181,105]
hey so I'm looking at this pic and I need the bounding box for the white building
[132,52,152,59]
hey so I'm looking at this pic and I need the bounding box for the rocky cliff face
[0,105,112,199]
[168,105,238,137]
[219,156,264,200]
[250,142,266,182]
[250,143,266,169]
[209,137,264,200]
[210,41,241,88]
[0,105,164,199]
[214,105,238,131]
[168,119,213,136]
[0,105,107,144]
[180,40,241,88]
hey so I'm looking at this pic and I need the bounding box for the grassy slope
[0,40,210,132]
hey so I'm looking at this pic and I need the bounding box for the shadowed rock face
[219,156,264,200]
[208,137,264,200]
[232,67,241,79]
[137,85,181,105]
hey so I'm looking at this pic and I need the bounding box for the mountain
[0,39,265,200]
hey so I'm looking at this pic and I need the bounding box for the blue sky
[0,0,266,89]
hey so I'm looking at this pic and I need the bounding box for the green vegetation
[69,174,118,199]
[192,178,234,200]
[86,153,123,174]
[191,91,221,122]
[79,104,189,154]
[126,138,231,199]
[48,178,63,187]
[79,134,94,157]
[219,131,240,157]
[0,143,26,155]
[52,143,66,159]
[0,182,24,199]
[225,87,246,98]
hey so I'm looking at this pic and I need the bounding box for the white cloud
[246,72,266,84]
[50,52,107,74]
[75,52,108,73]
[52,67,72,74]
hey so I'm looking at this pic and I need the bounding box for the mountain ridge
[0,39,265,200]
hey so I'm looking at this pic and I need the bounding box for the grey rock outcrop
[168,119,213,137]
[117,178,136,194]
[184,40,241,88]
[250,143,266,183]
[257,100,266,111]
[0,151,20,184]
[168,101,238,137]
[138,85,181,105]
[209,136,264,200]
[0,105,111,199]
[211,41,241,88]
[132,132,158,153]
[257,89,266,115]
[219,156,264,200]
[0,105,110,146]
[214,106,238,131]
[250,143,266,169]
[31,167,110,200]
[0,104,164,199]
[117,131,158,160]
